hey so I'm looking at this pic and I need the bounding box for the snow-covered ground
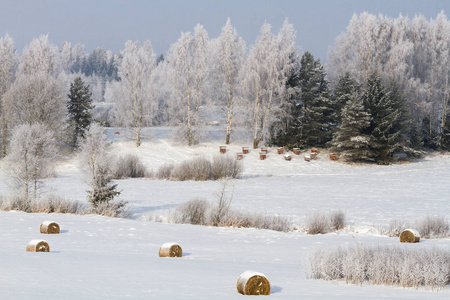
[0,127,449,299]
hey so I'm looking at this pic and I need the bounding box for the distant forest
[1,12,450,164]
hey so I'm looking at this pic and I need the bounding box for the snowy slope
[0,127,449,299]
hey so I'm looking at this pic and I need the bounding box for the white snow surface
[0,127,449,299]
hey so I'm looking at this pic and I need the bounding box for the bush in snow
[380,219,411,237]
[308,244,450,290]
[156,155,243,181]
[416,215,450,239]
[170,157,212,181]
[172,182,293,232]
[112,154,149,179]
[380,216,449,239]
[305,210,345,234]
[173,198,210,225]
[0,194,89,214]
[155,163,175,180]
[211,154,243,180]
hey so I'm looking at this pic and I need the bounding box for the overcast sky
[1,0,450,62]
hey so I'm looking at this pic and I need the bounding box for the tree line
[0,12,449,201]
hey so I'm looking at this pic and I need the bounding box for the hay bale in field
[26,239,50,252]
[310,152,317,160]
[277,147,284,154]
[259,152,267,160]
[304,155,310,162]
[284,154,292,161]
[40,221,60,234]
[260,147,268,153]
[400,229,421,243]
[237,152,243,160]
[220,146,227,154]
[293,148,301,155]
[236,270,271,295]
[242,147,249,154]
[159,242,182,257]
[311,148,318,153]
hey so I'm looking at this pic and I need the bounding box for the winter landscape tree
[18,34,60,77]
[3,73,66,132]
[78,124,120,209]
[113,40,156,147]
[4,124,56,198]
[0,34,18,157]
[213,18,246,144]
[67,76,94,147]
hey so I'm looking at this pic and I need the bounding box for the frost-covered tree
[167,26,210,146]
[3,73,66,132]
[113,40,156,147]
[214,18,246,144]
[18,35,60,76]
[332,94,372,161]
[0,34,18,157]
[332,73,360,126]
[3,124,56,198]
[239,21,294,148]
[78,124,120,207]
[67,76,94,147]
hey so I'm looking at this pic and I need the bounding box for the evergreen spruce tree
[298,52,334,147]
[88,164,121,209]
[332,93,372,161]
[331,73,360,128]
[67,77,94,147]
[363,74,401,164]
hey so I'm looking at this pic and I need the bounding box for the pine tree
[332,93,372,161]
[363,74,401,164]
[67,77,94,147]
[298,52,333,147]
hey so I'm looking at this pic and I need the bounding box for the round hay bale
[26,239,50,252]
[40,221,60,234]
[400,229,420,243]
[236,270,271,295]
[159,242,182,257]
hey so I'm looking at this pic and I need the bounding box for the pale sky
[1,0,449,61]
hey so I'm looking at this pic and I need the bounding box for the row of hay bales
[27,221,271,295]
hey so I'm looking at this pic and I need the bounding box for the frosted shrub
[156,163,175,180]
[93,200,131,218]
[172,199,293,232]
[330,210,346,230]
[211,155,243,179]
[0,194,89,214]
[417,215,450,239]
[173,198,210,225]
[380,219,411,237]
[306,211,346,234]
[306,212,331,234]
[170,157,212,181]
[0,195,32,212]
[308,245,450,290]
[112,154,148,179]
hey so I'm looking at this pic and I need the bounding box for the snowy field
[0,127,449,299]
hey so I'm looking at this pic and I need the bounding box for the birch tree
[214,18,245,144]
[114,40,156,147]
[3,73,66,132]
[18,34,61,77]
[4,124,56,198]
[239,21,294,148]
[0,34,18,157]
